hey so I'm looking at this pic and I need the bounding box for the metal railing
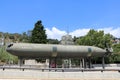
[0,65,120,72]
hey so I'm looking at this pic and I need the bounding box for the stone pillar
[49,58,51,68]
[18,58,24,66]
[45,59,49,68]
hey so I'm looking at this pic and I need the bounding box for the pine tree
[30,20,47,63]
[30,20,47,43]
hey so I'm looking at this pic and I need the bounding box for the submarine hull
[6,43,106,58]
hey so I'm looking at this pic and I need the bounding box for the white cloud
[69,29,90,37]
[98,27,120,38]
[46,27,120,40]
[46,27,66,40]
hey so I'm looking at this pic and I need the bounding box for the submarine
[6,43,111,58]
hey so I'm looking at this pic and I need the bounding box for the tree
[110,43,120,63]
[47,39,59,44]
[75,29,114,64]
[30,20,47,43]
[30,20,47,62]
[76,29,112,49]
[20,32,29,42]
[112,43,120,53]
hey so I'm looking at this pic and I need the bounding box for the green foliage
[47,39,59,44]
[107,54,120,63]
[113,54,120,63]
[20,32,30,42]
[0,46,18,64]
[30,20,47,43]
[75,29,120,64]
[112,44,120,53]
[35,58,46,63]
[71,58,80,66]
[109,43,120,63]
[76,29,112,49]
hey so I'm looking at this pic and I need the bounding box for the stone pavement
[0,69,120,80]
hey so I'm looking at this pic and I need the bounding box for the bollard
[3,68,5,71]
[42,69,44,72]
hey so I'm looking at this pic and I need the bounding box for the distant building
[0,33,4,46]
[112,38,120,44]
[60,34,74,45]
[27,30,32,37]
[0,38,4,46]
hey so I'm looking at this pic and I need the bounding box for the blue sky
[0,0,120,39]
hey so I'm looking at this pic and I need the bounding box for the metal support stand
[79,58,82,68]
[82,58,84,68]
[88,57,92,69]
[69,58,72,68]
[54,58,57,68]
[84,58,87,68]
[18,58,24,67]
[102,57,105,69]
